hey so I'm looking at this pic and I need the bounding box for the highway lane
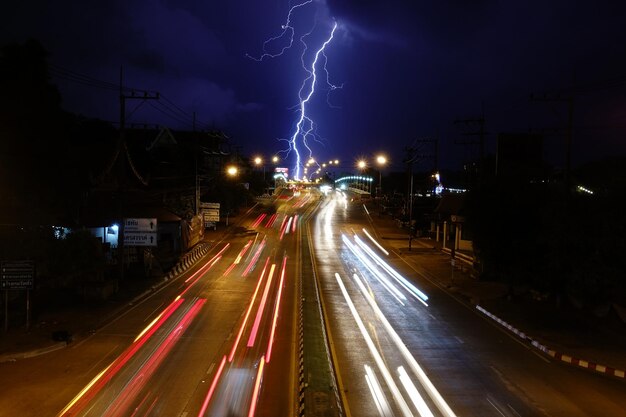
[312,190,626,417]
[0,192,317,417]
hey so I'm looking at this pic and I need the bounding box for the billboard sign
[1,260,35,290]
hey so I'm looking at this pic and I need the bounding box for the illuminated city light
[577,185,594,194]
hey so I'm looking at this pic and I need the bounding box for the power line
[49,64,214,130]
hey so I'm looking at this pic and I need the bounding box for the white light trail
[365,365,394,417]
[353,235,429,305]
[350,273,457,417]
[335,273,414,417]
[342,235,406,305]
[363,228,389,256]
[398,366,435,417]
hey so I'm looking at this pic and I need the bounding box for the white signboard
[124,232,158,246]
[200,202,220,209]
[203,210,220,222]
[124,218,157,232]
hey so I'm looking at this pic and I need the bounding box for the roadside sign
[1,260,35,290]
[200,202,220,209]
[123,232,158,247]
[124,218,157,232]
[203,209,220,222]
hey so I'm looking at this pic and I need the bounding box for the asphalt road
[312,190,626,417]
[2,188,626,417]
[0,190,318,417]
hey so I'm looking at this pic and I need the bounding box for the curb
[166,242,212,280]
[476,305,626,380]
[0,341,67,363]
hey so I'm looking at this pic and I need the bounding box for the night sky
[2,0,626,173]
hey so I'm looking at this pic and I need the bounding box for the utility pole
[404,139,435,251]
[530,93,574,195]
[193,112,200,216]
[117,66,160,280]
[454,113,486,188]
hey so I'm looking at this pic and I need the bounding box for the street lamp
[376,155,387,197]
[253,156,266,186]
[226,165,238,177]
[357,160,367,190]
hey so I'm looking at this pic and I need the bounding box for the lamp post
[376,155,387,198]
[253,156,266,191]
[357,160,367,191]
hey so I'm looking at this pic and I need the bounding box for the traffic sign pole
[4,291,7,333]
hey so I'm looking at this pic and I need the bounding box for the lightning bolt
[246,0,313,62]
[290,21,338,180]
[248,1,341,181]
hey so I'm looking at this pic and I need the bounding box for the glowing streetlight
[376,154,388,197]
[226,165,238,177]
[272,156,279,163]
[253,156,263,166]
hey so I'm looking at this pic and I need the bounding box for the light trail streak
[342,235,406,305]
[224,240,253,277]
[364,365,393,417]
[57,364,112,417]
[279,215,288,232]
[183,242,230,283]
[251,213,267,228]
[285,216,293,235]
[229,257,270,362]
[353,235,429,305]
[335,273,414,417]
[242,238,267,277]
[266,256,288,362]
[247,356,266,417]
[292,214,298,232]
[279,216,292,240]
[180,255,222,297]
[398,366,434,417]
[363,228,390,256]
[351,273,457,417]
[104,299,206,417]
[133,297,183,343]
[264,213,278,228]
[58,298,185,417]
[129,392,151,417]
[247,263,276,347]
[197,355,227,417]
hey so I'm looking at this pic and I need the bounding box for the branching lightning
[248,1,341,180]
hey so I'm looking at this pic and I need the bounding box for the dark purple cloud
[2,0,626,170]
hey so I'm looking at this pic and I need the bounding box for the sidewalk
[0,276,162,361]
[364,201,626,380]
